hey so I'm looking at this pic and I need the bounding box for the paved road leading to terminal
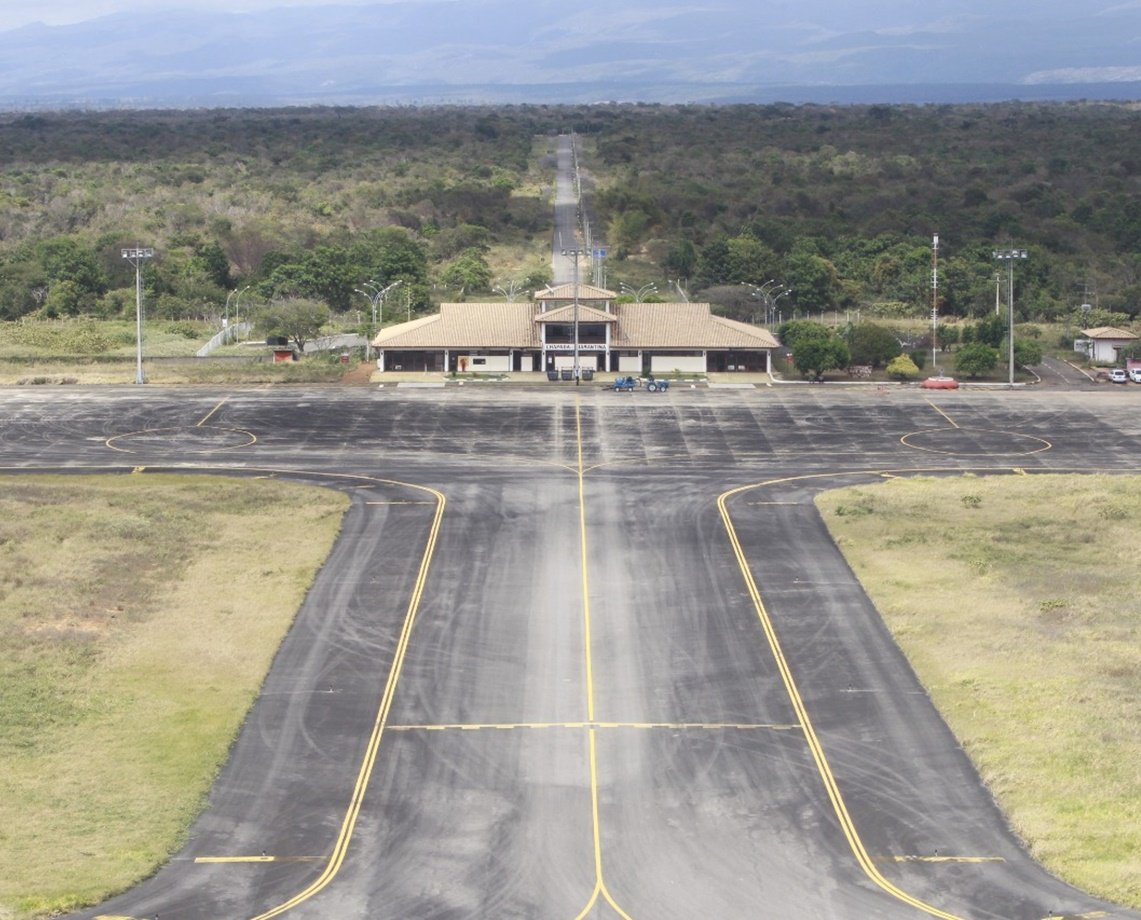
[1,384,1137,920]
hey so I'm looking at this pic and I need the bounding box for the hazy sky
[3,0,1137,32]
[0,0,393,31]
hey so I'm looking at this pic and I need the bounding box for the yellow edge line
[718,481,965,920]
[249,483,447,920]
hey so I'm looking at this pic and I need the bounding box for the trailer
[607,376,670,392]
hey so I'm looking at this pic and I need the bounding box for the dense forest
[0,102,1138,329]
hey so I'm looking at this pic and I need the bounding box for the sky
[1,0,1137,106]
[0,0,388,31]
[3,0,1137,32]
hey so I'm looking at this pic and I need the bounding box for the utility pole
[122,247,153,385]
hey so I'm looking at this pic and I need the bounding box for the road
[552,134,583,284]
[0,383,1136,920]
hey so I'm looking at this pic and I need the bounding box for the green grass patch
[0,475,349,919]
[816,474,1140,909]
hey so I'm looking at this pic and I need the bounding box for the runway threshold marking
[197,397,229,426]
[249,479,447,920]
[572,398,636,920]
[718,480,966,920]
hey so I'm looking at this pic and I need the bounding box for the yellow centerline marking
[364,500,436,505]
[891,855,1005,864]
[250,480,447,920]
[719,479,965,920]
[197,397,230,426]
[572,399,636,920]
[195,856,323,864]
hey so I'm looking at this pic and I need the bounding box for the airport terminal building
[371,284,780,375]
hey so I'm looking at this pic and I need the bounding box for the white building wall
[650,355,706,374]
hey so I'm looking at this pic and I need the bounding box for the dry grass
[0,475,349,919]
[0,358,355,386]
[816,474,1140,909]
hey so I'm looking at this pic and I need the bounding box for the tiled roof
[372,301,780,350]
[373,303,540,349]
[534,283,616,301]
[535,304,617,324]
[612,303,781,349]
[1082,326,1138,340]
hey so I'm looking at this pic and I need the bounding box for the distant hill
[1,1,1139,108]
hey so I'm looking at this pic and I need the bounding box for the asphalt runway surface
[1,383,1138,920]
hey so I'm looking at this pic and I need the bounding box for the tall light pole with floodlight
[992,248,1027,387]
[122,247,153,385]
[562,248,584,385]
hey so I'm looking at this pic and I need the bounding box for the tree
[955,342,1000,378]
[846,322,902,368]
[440,248,492,293]
[886,354,921,380]
[791,330,850,377]
[255,298,330,352]
[1013,338,1043,367]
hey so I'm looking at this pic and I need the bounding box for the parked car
[1129,368,1141,383]
[1108,368,1128,383]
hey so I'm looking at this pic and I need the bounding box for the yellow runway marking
[197,397,229,426]
[364,500,436,505]
[925,399,960,428]
[251,479,447,920]
[720,480,966,920]
[195,856,323,864]
[388,721,800,732]
[571,399,636,920]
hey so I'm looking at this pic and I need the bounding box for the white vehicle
[1129,368,1141,383]
[1108,368,1128,384]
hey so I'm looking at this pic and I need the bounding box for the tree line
[0,102,1137,331]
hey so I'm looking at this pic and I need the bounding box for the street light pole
[992,248,1027,387]
[562,249,584,385]
[931,234,939,374]
[121,247,153,385]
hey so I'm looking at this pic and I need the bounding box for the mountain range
[2,0,1140,109]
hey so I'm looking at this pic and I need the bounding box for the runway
[1,383,1136,919]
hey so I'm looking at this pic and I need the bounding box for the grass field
[0,475,349,919]
[816,474,1140,909]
